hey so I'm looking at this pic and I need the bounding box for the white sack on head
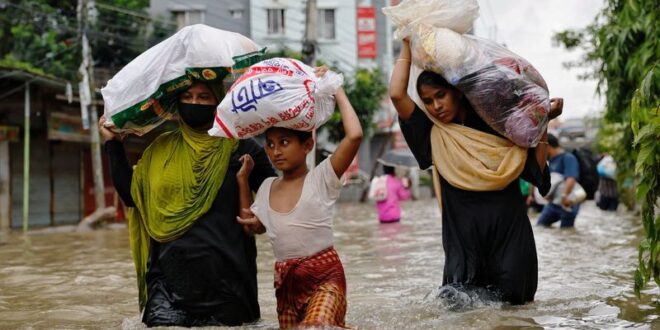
[101,24,264,135]
[209,58,343,139]
[382,0,479,39]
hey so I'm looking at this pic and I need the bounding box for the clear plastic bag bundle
[384,0,550,148]
[209,58,343,139]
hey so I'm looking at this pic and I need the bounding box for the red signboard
[357,7,377,58]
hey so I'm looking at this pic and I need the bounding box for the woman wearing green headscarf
[100,80,276,327]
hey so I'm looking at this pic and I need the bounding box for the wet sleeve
[520,148,551,196]
[104,140,136,207]
[242,139,277,192]
[320,158,343,201]
[398,106,433,170]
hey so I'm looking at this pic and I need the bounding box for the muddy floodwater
[1,200,658,329]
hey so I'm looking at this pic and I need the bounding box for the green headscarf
[127,117,238,311]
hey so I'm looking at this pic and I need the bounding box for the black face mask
[178,103,216,129]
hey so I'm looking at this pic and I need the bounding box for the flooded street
[1,199,658,329]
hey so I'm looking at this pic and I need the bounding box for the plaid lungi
[274,246,347,329]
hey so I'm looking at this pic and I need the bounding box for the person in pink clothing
[376,165,412,223]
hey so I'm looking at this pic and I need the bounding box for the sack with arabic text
[208,58,343,139]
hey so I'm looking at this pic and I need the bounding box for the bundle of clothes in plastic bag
[384,0,550,148]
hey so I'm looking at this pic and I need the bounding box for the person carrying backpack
[536,134,582,228]
[571,147,600,200]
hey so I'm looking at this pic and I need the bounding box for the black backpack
[569,148,599,200]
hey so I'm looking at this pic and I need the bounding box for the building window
[229,9,244,19]
[173,10,205,30]
[317,9,335,39]
[267,8,285,35]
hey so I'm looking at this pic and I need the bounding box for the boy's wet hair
[265,127,313,142]
[383,165,395,175]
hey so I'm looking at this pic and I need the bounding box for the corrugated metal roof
[0,67,70,89]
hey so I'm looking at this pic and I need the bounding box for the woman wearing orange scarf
[390,39,559,306]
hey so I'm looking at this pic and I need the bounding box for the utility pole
[302,0,318,169]
[22,83,30,232]
[78,0,106,211]
[302,0,317,66]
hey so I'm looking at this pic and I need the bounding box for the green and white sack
[101,24,265,135]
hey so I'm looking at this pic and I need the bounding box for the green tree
[554,0,658,296]
[261,52,388,143]
[0,0,174,79]
[0,1,79,78]
[631,67,659,296]
[324,68,388,142]
[92,0,175,70]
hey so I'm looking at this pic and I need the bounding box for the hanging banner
[0,126,19,142]
[357,6,377,58]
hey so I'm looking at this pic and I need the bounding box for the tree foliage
[0,0,173,80]
[92,0,174,70]
[554,0,658,296]
[0,1,79,78]
[262,50,388,142]
[631,67,659,296]
[324,68,388,142]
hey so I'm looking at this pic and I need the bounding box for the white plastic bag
[537,172,586,208]
[209,58,343,139]
[368,175,389,202]
[383,0,550,148]
[101,24,264,135]
[382,0,479,38]
[597,155,617,179]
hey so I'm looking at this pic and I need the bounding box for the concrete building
[149,0,251,36]
[250,0,360,75]
[146,0,420,200]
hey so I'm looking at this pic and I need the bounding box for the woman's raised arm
[389,38,416,121]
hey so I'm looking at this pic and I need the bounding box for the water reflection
[0,200,658,329]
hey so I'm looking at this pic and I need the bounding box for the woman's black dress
[106,138,276,326]
[399,106,550,304]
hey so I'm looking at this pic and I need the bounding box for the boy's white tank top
[251,158,342,261]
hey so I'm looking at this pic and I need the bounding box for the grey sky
[473,0,605,119]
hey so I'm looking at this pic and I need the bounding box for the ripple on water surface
[0,200,658,329]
